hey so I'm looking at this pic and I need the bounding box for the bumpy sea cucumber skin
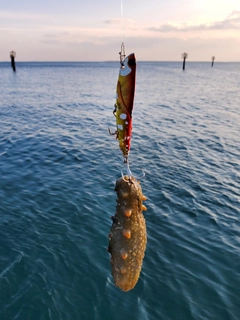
[108,176,147,292]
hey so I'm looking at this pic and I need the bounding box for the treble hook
[121,157,145,182]
[108,104,118,136]
[108,127,117,136]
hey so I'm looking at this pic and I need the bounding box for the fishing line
[119,0,126,64]
[120,0,125,45]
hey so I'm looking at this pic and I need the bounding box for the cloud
[43,31,70,38]
[149,10,240,33]
[104,18,121,25]
[104,18,135,25]
[44,34,58,38]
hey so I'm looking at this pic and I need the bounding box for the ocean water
[0,60,239,320]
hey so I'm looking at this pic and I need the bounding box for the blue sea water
[0,60,239,320]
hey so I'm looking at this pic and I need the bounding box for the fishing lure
[108,175,147,291]
[109,44,136,163]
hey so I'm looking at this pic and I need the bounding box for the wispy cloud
[43,31,70,38]
[149,11,240,33]
[104,18,135,25]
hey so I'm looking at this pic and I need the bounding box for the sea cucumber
[108,176,147,291]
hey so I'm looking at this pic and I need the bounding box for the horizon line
[1,60,240,63]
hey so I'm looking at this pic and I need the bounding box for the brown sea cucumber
[108,176,147,291]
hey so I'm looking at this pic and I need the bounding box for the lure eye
[128,58,136,67]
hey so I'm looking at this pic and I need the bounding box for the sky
[0,0,240,61]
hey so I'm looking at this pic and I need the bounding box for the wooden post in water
[211,56,215,67]
[10,51,16,72]
[182,52,188,70]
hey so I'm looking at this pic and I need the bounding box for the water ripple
[0,62,240,320]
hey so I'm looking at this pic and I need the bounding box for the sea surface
[0,61,239,320]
